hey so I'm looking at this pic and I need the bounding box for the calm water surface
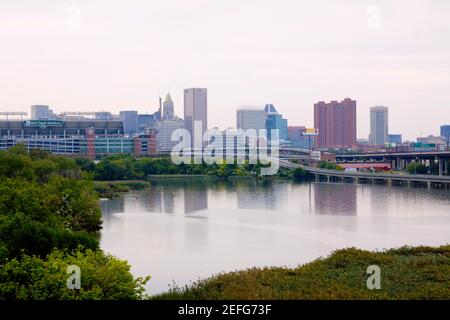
[100,179,450,295]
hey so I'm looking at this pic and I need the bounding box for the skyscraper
[314,98,357,149]
[264,104,288,141]
[156,118,185,152]
[163,93,174,120]
[369,106,389,146]
[184,88,207,147]
[441,125,450,147]
[236,107,266,131]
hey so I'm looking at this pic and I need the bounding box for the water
[100,179,450,295]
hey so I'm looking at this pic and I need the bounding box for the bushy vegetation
[318,161,345,171]
[0,249,148,300]
[93,180,151,198]
[77,155,273,180]
[0,146,149,300]
[292,167,311,181]
[155,246,450,300]
[407,162,429,175]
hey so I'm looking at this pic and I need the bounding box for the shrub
[0,249,149,300]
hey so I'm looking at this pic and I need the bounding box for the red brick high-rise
[314,98,357,149]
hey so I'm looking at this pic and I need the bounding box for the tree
[0,147,149,300]
[75,158,96,173]
[0,249,149,300]
[407,162,428,174]
[292,167,309,181]
[32,159,58,183]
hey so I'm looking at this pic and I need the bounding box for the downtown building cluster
[0,89,207,158]
[1,91,449,157]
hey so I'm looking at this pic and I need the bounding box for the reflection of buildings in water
[144,188,163,213]
[162,188,176,213]
[137,187,176,214]
[236,180,287,211]
[184,185,208,214]
[314,183,357,215]
[369,185,390,216]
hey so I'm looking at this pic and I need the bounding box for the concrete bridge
[336,151,450,176]
[279,160,450,189]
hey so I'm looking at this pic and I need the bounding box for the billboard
[301,128,319,136]
[23,120,64,129]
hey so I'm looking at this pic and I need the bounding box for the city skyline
[1,1,449,141]
[2,97,449,144]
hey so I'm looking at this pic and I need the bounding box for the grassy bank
[154,245,450,300]
[93,180,151,197]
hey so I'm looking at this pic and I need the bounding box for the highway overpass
[279,159,450,188]
[335,151,450,176]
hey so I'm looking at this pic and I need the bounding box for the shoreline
[152,245,450,300]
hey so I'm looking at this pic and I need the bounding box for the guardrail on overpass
[279,160,450,187]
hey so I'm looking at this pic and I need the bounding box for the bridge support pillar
[404,159,411,169]
[439,158,444,176]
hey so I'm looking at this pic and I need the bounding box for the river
[99,179,450,295]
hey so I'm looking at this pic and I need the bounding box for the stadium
[0,117,157,158]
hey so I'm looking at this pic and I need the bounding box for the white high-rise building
[31,105,58,120]
[156,118,185,152]
[184,88,207,147]
[236,107,266,131]
[369,106,389,146]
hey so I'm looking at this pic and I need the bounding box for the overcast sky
[1,0,449,140]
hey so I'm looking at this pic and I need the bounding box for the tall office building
[184,88,207,147]
[163,93,175,120]
[441,125,450,147]
[369,106,389,146]
[236,107,266,131]
[156,118,185,152]
[119,111,139,135]
[314,98,357,149]
[31,105,58,120]
[264,104,288,141]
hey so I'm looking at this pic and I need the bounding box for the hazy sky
[1,0,449,140]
